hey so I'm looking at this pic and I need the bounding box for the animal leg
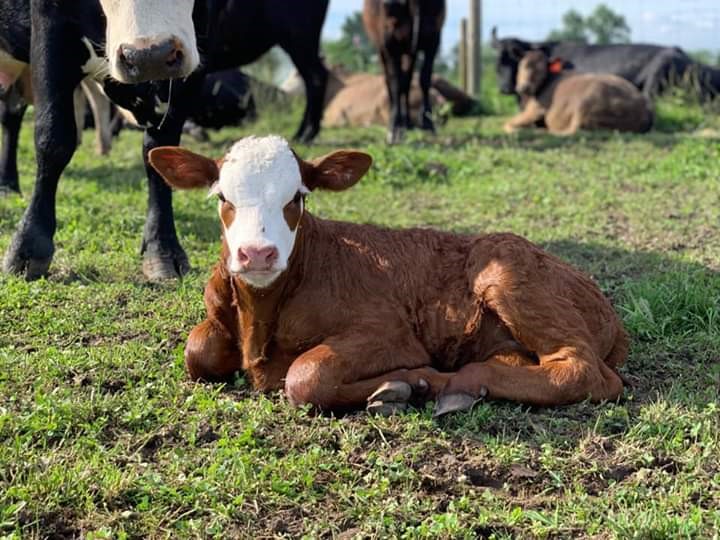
[0,90,27,194]
[73,86,85,148]
[82,79,113,155]
[419,40,440,132]
[286,49,328,143]
[185,319,242,382]
[503,100,545,133]
[3,10,84,279]
[380,49,405,144]
[284,334,450,413]
[435,347,624,416]
[139,75,205,280]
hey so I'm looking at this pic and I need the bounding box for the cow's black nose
[116,37,186,83]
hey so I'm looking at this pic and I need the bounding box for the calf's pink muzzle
[237,246,279,272]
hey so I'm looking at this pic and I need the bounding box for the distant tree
[547,4,630,45]
[585,4,630,44]
[323,12,376,72]
[547,9,588,43]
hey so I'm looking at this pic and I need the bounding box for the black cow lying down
[0,0,329,282]
[491,27,720,103]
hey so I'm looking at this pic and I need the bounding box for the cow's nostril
[237,248,250,264]
[265,247,279,265]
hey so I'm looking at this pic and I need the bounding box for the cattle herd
[0,1,717,415]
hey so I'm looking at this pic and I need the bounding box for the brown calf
[504,50,654,136]
[281,66,476,128]
[149,136,628,416]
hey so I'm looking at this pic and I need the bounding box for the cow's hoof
[367,400,408,416]
[433,387,487,418]
[143,250,190,281]
[142,242,190,281]
[386,128,406,145]
[3,225,54,280]
[420,113,436,133]
[293,125,319,144]
[368,380,413,404]
[0,182,20,196]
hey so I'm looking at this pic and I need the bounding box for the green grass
[1,89,719,539]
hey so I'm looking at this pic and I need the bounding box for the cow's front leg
[141,121,191,280]
[3,8,83,279]
[283,334,451,414]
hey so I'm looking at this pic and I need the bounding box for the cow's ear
[299,150,373,192]
[149,147,220,190]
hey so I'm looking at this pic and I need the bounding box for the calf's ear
[301,150,373,192]
[148,147,220,190]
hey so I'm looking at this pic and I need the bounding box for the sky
[323,0,720,56]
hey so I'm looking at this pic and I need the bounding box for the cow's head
[516,50,549,95]
[516,51,569,95]
[491,27,533,95]
[99,0,199,83]
[149,136,372,289]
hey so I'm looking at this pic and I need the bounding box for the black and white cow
[1,0,329,281]
[491,27,720,103]
[0,0,201,280]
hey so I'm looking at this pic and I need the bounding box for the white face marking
[216,136,307,289]
[98,0,199,82]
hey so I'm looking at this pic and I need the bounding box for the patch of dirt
[137,426,181,461]
[17,508,80,539]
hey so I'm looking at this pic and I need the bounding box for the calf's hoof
[367,400,408,416]
[142,241,190,281]
[433,387,488,418]
[3,222,54,280]
[366,379,430,416]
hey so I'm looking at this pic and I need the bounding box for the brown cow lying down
[149,136,628,416]
[504,50,654,135]
[282,67,476,128]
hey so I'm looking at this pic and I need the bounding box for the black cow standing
[363,0,446,144]
[491,27,720,103]
[0,0,329,281]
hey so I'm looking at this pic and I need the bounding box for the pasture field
[1,91,720,539]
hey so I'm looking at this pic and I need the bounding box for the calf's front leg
[503,99,546,133]
[283,334,452,414]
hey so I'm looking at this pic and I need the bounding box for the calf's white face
[148,136,372,289]
[99,0,199,83]
[215,137,306,288]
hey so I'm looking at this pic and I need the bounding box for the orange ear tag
[548,60,564,74]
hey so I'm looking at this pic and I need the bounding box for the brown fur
[150,145,629,413]
[505,50,654,135]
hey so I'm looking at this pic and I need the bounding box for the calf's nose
[238,246,279,271]
[116,37,186,83]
